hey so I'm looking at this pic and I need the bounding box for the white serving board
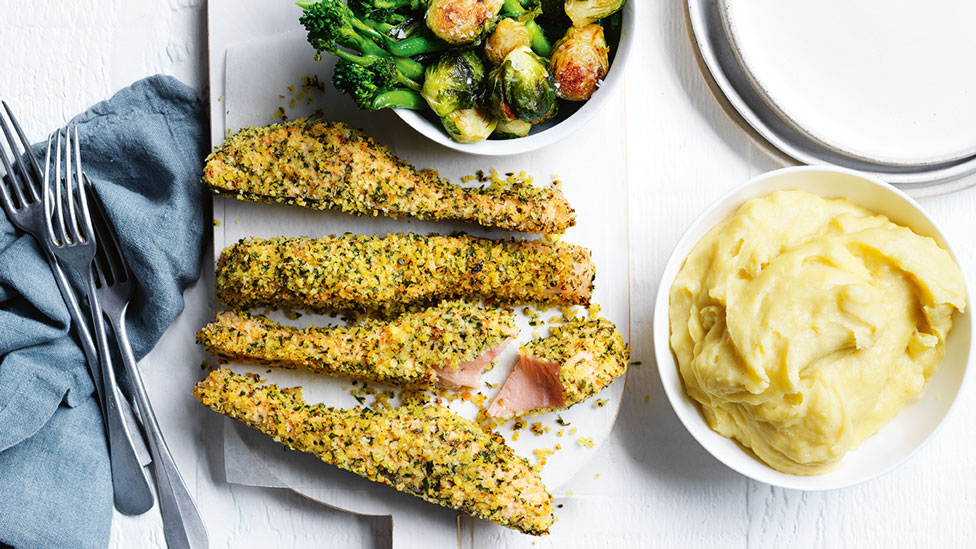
[207,1,630,543]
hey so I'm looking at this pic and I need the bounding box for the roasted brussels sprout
[485,18,532,65]
[493,118,532,139]
[426,0,505,45]
[550,23,609,101]
[486,46,558,124]
[421,49,488,116]
[441,105,499,143]
[564,0,625,27]
[500,0,553,56]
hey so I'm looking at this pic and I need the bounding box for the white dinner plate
[684,0,976,197]
[721,0,976,167]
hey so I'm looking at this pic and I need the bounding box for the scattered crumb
[577,437,595,448]
[594,398,608,408]
[282,308,303,320]
[532,447,556,470]
[569,427,577,435]
[530,422,545,436]
[372,390,395,408]
[644,395,650,403]
[212,218,221,226]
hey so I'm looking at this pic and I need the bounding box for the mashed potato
[669,190,966,475]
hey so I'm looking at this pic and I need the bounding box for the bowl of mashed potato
[654,166,972,490]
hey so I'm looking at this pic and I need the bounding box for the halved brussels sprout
[421,49,487,117]
[485,18,532,65]
[486,46,558,124]
[564,0,625,27]
[426,0,505,45]
[441,105,499,143]
[493,118,533,139]
[550,23,609,101]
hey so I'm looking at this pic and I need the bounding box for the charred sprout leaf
[550,23,609,101]
[421,49,487,117]
[493,117,532,139]
[486,46,558,124]
[333,58,425,110]
[426,0,505,45]
[485,18,533,65]
[564,0,625,27]
[441,105,498,143]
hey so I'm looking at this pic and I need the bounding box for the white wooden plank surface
[2,1,976,547]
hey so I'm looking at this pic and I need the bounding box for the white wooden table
[2,1,975,547]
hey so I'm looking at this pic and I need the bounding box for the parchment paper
[208,10,630,546]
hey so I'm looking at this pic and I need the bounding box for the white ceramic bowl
[653,166,974,490]
[394,2,636,156]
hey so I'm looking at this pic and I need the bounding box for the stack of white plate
[686,0,976,197]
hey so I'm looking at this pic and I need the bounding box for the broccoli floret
[348,0,425,25]
[299,0,445,67]
[332,58,425,110]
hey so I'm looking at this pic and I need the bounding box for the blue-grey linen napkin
[0,75,207,549]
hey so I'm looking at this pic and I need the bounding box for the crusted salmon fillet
[196,301,517,389]
[193,368,554,535]
[204,119,575,234]
[215,233,595,316]
[488,317,629,418]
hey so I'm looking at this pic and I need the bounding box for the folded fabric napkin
[0,76,207,548]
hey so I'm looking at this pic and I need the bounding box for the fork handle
[85,275,156,516]
[109,305,209,549]
[44,246,152,467]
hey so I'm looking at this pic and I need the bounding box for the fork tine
[0,169,14,212]
[87,176,126,285]
[3,101,43,202]
[63,127,81,243]
[52,132,68,245]
[40,137,61,245]
[0,142,17,212]
[74,131,95,243]
[0,112,28,209]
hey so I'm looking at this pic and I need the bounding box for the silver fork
[42,127,155,516]
[87,182,209,549]
[0,103,150,466]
